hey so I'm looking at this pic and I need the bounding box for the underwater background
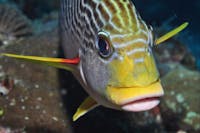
[0,0,199,133]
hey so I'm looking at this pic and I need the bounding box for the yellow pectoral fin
[73,96,99,121]
[155,22,189,45]
[1,53,80,71]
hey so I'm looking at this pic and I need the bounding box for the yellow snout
[106,52,163,111]
[106,81,164,105]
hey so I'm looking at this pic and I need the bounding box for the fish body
[2,0,188,121]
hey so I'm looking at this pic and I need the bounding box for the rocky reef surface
[0,28,72,132]
[0,3,199,133]
[161,66,200,132]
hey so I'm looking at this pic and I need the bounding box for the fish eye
[97,31,113,58]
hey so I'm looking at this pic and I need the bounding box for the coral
[0,4,32,46]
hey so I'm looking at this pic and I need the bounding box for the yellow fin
[155,22,189,45]
[73,96,99,121]
[1,53,79,71]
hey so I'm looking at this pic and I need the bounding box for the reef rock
[155,37,197,77]
[160,65,200,132]
[0,28,72,133]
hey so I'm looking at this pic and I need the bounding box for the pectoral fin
[1,53,80,71]
[73,96,99,121]
[155,22,189,45]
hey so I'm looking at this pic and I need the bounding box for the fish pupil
[98,38,111,58]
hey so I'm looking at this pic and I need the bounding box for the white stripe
[135,29,148,36]
[148,30,153,47]
[131,5,140,30]
[99,52,119,64]
[110,33,131,40]
[101,2,123,32]
[114,38,147,48]
[80,2,96,37]
[84,3,100,30]
[127,48,146,56]
[95,3,106,25]
[134,58,144,63]
[141,20,149,31]
[110,0,125,27]
[79,61,87,86]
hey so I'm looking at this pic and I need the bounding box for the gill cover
[1,22,189,121]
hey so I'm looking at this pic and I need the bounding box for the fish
[1,0,188,121]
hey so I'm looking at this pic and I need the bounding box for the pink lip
[121,97,160,112]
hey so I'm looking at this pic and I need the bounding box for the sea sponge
[0,5,32,46]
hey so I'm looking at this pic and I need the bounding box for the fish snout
[106,81,164,112]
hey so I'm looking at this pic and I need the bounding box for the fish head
[79,20,164,111]
[76,0,188,114]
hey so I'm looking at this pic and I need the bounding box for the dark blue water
[134,0,200,69]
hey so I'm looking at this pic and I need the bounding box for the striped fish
[2,0,188,121]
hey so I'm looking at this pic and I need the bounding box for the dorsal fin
[155,22,189,45]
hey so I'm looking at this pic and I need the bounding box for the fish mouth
[106,81,164,112]
[121,96,160,112]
